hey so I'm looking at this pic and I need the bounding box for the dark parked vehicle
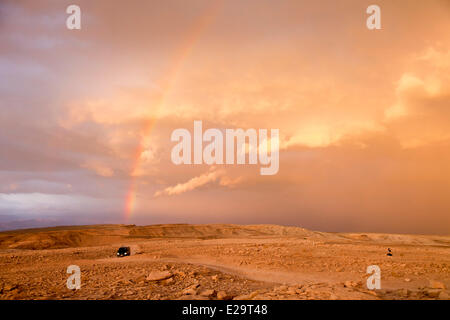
[117,246,130,257]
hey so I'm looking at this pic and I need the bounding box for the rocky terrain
[0,224,449,300]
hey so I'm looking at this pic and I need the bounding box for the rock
[329,293,339,300]
[274,285,288,292]
[211,275,219,281]
[183,288,198,295]
[199,289,216,297]
[344,281,357,288]
[376,289,389,295]
[429,280,446,289]
[404,278,411,282]
[286,287,297,295]
[217,291,232,300]
[3,284,17,291]
[439,291,449,300]
[177,295,209,300]
[133,246,143,255]
[234,291,259,300]
[146,271,172,281]
[162,277,174,285]
[182,283,200,295]
[400,289,410,296]
[425,289,441,298]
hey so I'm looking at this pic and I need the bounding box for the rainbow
[124,0,223,221]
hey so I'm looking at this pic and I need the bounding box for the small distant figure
[387,248,393,256]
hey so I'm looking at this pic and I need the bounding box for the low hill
[0,224,448,250]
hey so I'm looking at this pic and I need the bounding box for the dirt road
[0,224,449,300]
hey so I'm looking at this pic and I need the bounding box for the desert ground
[0,224,449,300]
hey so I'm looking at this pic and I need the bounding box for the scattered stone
[344,281,357,288]
[425,289,441,298]
[274,285,288,292]
[286,287,297,295]
[211,275,219,281]
[400,289,410,296]
[438,291,449,300]
[429,280,446,289]
[199,289,216,297]
[329,293,339,300]
[234,290,259,300]
[162,277,174,285]
[3,284,18,291]
[182,283,200,295]
[146,271,172,281]
[183,288,198,295]
[177,295,209,300]
[217,291,232,300]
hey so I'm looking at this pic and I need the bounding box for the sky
[0,0,449,234]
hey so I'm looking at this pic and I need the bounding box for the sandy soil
[0,224,449,300]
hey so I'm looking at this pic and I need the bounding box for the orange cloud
[154,168,226,197]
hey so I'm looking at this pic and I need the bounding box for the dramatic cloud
[154,168,233,197]
[1,0,450,233]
